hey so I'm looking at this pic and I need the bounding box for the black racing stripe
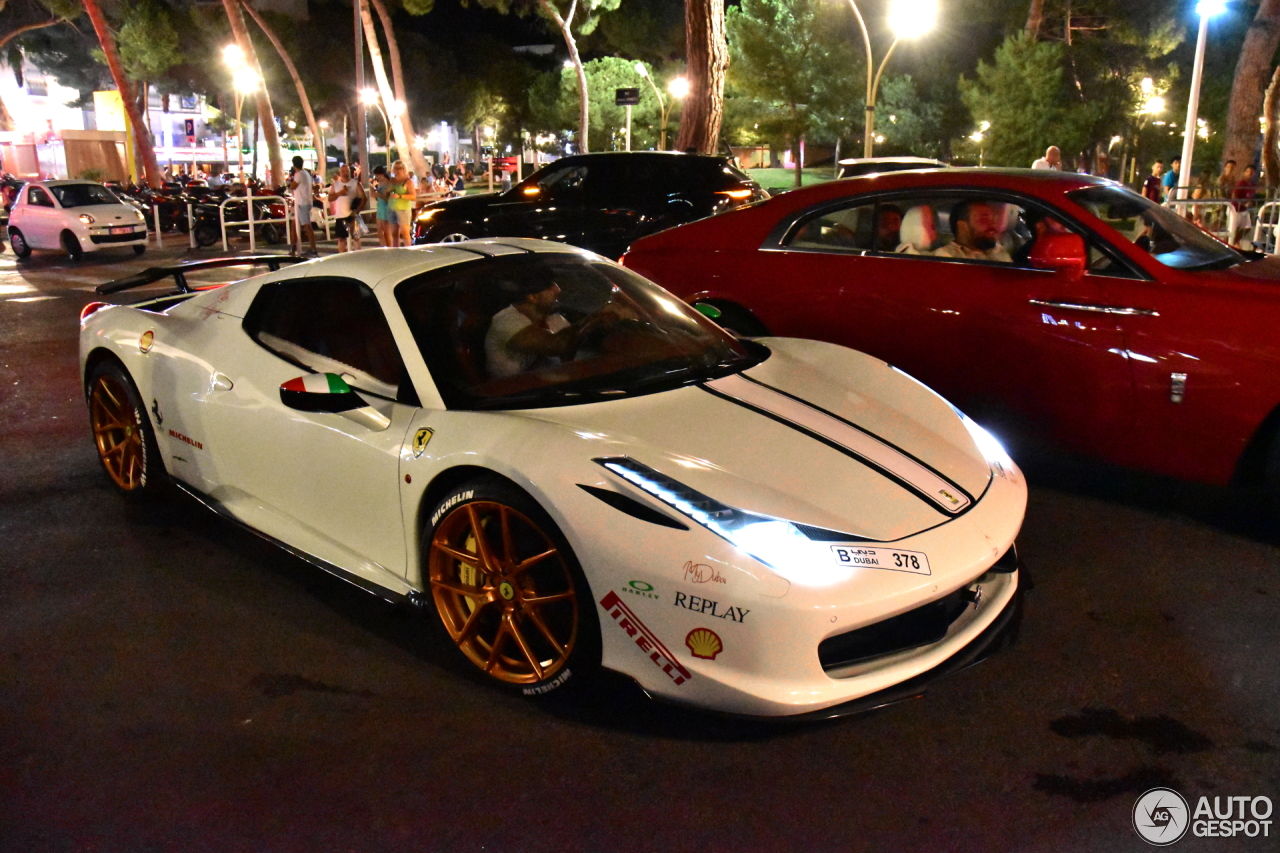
[737,372,979,505]
[699,383,955,517]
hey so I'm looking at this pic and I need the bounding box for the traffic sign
[615,88,641,106]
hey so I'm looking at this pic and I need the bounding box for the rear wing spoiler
[96,254,302,295]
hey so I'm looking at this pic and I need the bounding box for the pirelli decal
[703,373,972,515]
[600,591,692,686]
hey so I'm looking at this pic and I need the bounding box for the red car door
[746,193,1134,453]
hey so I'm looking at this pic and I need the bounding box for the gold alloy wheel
[89,372,146,491]
[429,500,579,685]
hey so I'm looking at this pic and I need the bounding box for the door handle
[1029,299,1159,317]
[211,373,234,391]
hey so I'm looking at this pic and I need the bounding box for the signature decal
[682,561,726,585]
[600,591,691,686]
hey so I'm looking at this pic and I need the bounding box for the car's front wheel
[9,227,30,259]
[132,244,146,256]
[61,230,84,261]
[86,360,167,498]
[424,478,599,697]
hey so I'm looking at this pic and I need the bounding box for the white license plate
[110,226,135,235]
[830,545,931,575]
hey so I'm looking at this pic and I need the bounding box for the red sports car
[622,168,1280,490]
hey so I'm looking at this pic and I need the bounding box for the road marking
[6,295,59,303]
[0,283,36,295]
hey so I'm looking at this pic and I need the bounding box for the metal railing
[220,194,291,252]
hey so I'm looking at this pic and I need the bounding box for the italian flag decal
[282,373,350,394]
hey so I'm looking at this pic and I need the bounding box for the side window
[881,195,1035,266]
[538,165,588,197]
[244,277,412,403]
[28,187,53,207]
[785,202,878,252]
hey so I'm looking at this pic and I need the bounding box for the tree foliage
[725,0,860,178]
[528,56,663,150]
[115,0,181,83]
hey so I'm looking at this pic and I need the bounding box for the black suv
[412,152,765,259]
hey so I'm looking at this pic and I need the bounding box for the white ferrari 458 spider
[80,240,1026,718]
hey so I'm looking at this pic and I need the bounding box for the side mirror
[1028,232,1087,279]
[280,373,365,413]
[280,374,391,431]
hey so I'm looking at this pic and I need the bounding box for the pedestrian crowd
[1034,143,1263,250]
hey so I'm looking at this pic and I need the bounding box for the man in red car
[934,200,1012,263]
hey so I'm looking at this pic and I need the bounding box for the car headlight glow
[78,214,95,225]
[416,208,441,223]
[598,457,852,585]
[961,415,1017,480]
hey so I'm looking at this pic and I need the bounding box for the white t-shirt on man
[291,169,314,225]
[330,177,357,218]
[485,305,570,379]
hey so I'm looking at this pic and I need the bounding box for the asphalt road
[1,237,1277,852]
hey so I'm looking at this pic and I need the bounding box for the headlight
[416,209,440,223]
[134,209,146,221]
[78,214,95,224]
[598,457,850,585]
[960,415,1017,481]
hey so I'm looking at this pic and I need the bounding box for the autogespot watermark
[1133,787,1273,845]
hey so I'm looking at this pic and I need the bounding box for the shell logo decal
[685,628,723,660]
[139,330,155,353]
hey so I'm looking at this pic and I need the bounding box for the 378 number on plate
[830,545,932,576]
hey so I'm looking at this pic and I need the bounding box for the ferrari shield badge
[412,427,434,458]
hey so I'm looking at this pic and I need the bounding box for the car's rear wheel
[425,479,599,696]
[132,244,146,256]
[9,228,30,259]
[86,361,166,498]
[61,230,84,261]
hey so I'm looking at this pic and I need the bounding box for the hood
[70,204,142,222]
[425,192,501,216]
[524,339,994,542]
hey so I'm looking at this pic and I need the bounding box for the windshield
[51,183,121,208]
[1067,185,1243,271]
[396,252,763,410]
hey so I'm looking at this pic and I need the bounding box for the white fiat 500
[79,241,1026,718]
[10,180,148,260]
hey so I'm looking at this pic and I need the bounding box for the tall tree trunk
[1025,0,1045,39]
[1224,0,1280,172]
[368,0,429,176]
[676,0,727,154]
[0,17,60,51]
[239,0,324,176]
[221,0,283,188]
[83,0,163,187]
[1263,65,1280,189]
[538,0,588,152]
[358,0,417,173]
[0,94,12,133]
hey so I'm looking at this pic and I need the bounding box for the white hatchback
[9,180,148,260]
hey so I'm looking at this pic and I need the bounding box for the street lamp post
[361,88,393,166]
[634,64,665,150]
[841,0,938,157]
[1178,0,1226,201]
[318,119,328,175]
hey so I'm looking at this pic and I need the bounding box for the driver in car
[934,200,1013,263]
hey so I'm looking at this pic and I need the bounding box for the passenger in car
[933,200,1013,263]
[875,205,903,251]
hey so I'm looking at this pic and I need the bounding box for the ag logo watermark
[1133,788,1189,846]
[1133,787,1274,845]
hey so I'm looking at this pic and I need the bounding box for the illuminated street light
[1178,0,1227,201]
[360,88,394,164]
[668,76,690,99]
[222,43,245,69]
[634,62,676,150]
[838,0,938,157]
[231,68,259,180]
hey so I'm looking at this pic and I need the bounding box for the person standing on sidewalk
[288,156,318,257]
[328,164,362,253]
[386,159,416,248]
[1031,146,1062,170]
[371,165,391,247]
